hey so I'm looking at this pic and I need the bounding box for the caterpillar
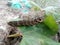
[8,10,45,27]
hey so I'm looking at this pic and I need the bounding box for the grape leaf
[19,23,60,45]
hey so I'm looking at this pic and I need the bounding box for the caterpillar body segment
[8,10,45,27]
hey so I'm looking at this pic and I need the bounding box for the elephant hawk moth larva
[8,10,45,26]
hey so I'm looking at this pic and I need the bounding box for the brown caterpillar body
[8,10,45,27]
[8,17,42,26]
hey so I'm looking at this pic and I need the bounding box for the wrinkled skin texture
[0,0,45,45]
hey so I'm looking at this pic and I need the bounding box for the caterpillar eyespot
[8,10,45,27]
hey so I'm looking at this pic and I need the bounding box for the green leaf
[43,14,58,34]
[19,24,60,45]
[19,23,56,36]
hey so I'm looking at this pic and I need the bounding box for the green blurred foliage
[19,23,60,45]
[43,14,58,34]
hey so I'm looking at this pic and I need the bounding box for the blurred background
[32,0,60,8]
